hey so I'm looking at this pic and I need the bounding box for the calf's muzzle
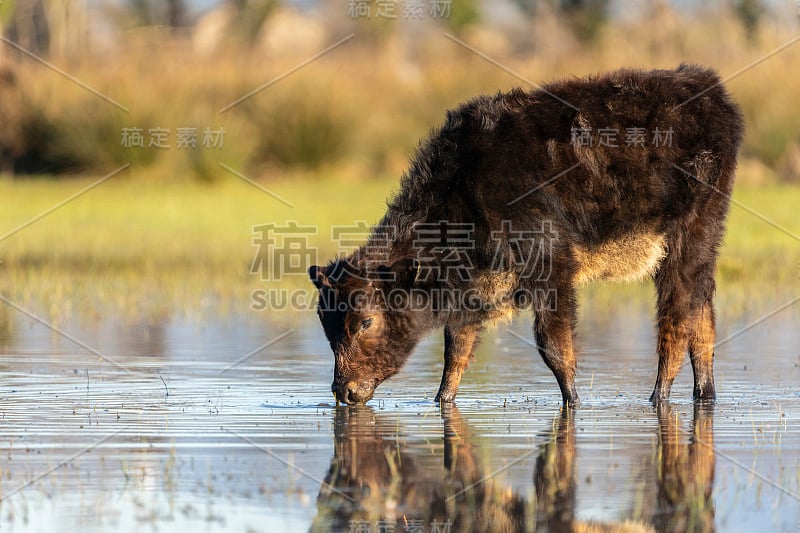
[332,380,375,405]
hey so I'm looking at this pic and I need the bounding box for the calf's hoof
[693,384,716,401]
[560,385,580,407]
[649,390,670,405]
[563,395,580,408]
[649,380,675,404]
[435,389,458,404]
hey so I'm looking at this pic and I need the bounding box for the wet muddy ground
[0,293,798,532]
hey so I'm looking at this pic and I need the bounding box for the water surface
[0,292,798,532]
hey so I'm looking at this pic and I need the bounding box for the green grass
[0,173,394,270]
[1,174,798,320]
[0,173,395,320]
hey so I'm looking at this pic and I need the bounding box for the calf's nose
[332,381,374,404]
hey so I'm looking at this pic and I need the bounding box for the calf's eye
[360,318,373,331]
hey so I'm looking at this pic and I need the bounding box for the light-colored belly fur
[471,271,519,324]
[572,231,666,284]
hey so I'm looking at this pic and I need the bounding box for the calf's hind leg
[650,266,692,403]
[689,298,717,400]
[651,258,718,402]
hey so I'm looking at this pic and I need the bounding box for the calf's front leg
[435,325,480,403]
[532,282,580,406]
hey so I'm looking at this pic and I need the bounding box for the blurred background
[2,0,800,182]
[1,0,799,323]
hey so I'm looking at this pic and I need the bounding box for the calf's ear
[308,265,326,289]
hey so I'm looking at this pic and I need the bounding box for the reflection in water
[313,405,717,533]
[533,409,577,532]
[652,403,715,533]
[311,405,525,532]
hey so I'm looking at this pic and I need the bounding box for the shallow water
[0,293,798,532]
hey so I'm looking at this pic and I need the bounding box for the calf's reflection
[312,404,715,533]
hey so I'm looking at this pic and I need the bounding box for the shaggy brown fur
[310,64,743,405]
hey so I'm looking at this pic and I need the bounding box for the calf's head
[308,258,423,404]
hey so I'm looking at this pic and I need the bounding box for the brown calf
[310,64,743,405]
